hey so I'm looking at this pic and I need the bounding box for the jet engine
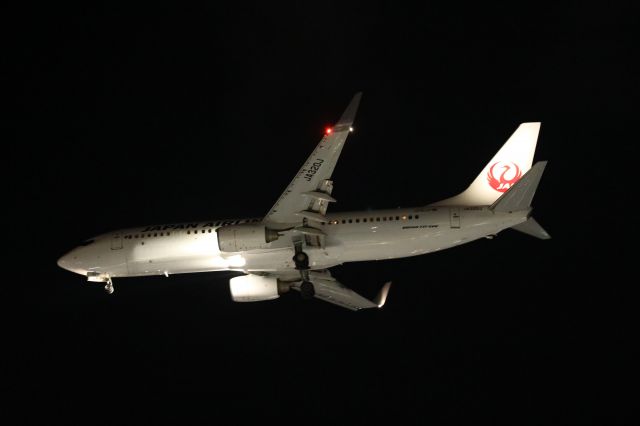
[229,275,289,302]
[217,224,279,252]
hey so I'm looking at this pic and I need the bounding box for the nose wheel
[104,277,114,294]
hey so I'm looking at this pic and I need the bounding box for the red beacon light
[325,127,333,135]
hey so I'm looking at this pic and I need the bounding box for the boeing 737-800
[58,93,550,310]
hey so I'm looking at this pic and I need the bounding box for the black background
[6,3,637,424]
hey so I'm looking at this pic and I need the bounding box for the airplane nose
[57,253,72,271]
[57,250,85,275]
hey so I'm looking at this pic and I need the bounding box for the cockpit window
[79,239,95,246]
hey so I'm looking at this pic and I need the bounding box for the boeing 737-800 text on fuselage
[58,93,549,310]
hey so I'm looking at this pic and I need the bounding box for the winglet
[335,92,362,128]
[374,282,392,308]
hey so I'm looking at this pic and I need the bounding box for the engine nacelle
[229,275,287,302]
[217,224,279,252]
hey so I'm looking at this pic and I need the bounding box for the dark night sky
[5,3,638,424]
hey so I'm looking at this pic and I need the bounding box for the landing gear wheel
[300,281,315,299]
[293,251,309,270]
[104,277,114,294]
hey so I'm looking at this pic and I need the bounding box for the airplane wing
[263,93,362,228]
[271,270,391,311]
[309,275,391,311]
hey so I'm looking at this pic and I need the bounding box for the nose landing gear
[104,277,114,294]
[87,272,114,294]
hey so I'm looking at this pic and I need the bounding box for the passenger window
[342,220,346,224]
[154,233,157,237]
[415,214,419,219]
[348,219,353,223]
[187,231,190,234]
[383,217,387,221]
[208,229,212,233]
[356,219,360,223]
[396,216,400,220]
[376,217,380,222]
[363,218,367,222]
[409,215,413,219]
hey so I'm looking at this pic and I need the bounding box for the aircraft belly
[243,246,343,272]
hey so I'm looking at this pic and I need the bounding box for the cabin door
[111,234,123,250]
[450,208,461,229]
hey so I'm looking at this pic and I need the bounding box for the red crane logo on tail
[487,161,522,192]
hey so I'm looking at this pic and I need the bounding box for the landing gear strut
[293,251,309,269]
[293,241,315,299]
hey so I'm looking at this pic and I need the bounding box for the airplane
[57,93,550,311]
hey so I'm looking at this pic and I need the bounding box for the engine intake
[229,275,289,302]
[217,224,279,252]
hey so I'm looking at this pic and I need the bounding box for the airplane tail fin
[433,122,541,206]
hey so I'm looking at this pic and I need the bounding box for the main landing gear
[300,281,315,299]
[292,243,315,299]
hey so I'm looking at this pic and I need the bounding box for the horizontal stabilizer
[511,217,551,239]
[491,161,547,212]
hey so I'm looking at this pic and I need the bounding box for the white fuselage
[57,206,528,280]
